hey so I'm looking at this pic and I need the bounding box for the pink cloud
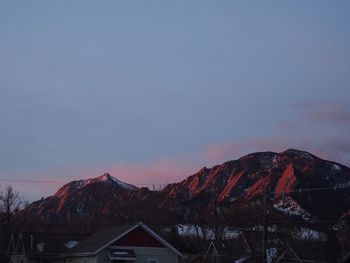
[0,172,70,201]
[107,158,198,187]
[299,101,350,123]
[202,135,350,168]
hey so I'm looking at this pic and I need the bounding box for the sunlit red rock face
[24,149,350,224]
[160,149,350,221]
[274,164,297,198]
[25,173,143,223]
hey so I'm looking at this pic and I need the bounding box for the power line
[0,179,65,184]
[0,179,167,187]
[0,178,349,192]
[278,185,350,194]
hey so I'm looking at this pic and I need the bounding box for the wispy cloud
[299,100,350,124]
[202,135,350,168]
[202,100,350,167]
[203,137,290,165]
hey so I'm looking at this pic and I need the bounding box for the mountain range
[24,149,350,227]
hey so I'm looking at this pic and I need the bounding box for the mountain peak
[282,149,317,160]
[283,148,307,154]
[85,173,137,190]
[53,173,137,200]
[97,172,113,181]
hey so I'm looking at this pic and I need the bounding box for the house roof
[64,222,183,258]
[65,224,135,255]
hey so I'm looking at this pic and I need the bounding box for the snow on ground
[37,242,45,252]
[335,181,350,189]
[248,225,277,232]
[266,247,278,263]
[234,255,250,263]
[176,224,214,239]
[223,228,240,239]
[332,224,341,231]
[292,228,327,241]
[176,225,240,240]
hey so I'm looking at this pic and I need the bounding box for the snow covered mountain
[24,149,350,225]
[25,173,140,222]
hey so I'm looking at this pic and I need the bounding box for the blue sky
[1,1,350,200]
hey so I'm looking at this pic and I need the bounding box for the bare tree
[0,185,25,221]
[0,185,27,236]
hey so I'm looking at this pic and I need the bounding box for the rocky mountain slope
[160,149,350,222]
[25,173,141,222]
[24,149,350,225]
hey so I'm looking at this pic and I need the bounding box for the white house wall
[116,247,178,263]
[67,246,178,263]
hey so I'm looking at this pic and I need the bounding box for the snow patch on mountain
[332,164,341,172]
[107,174,137,190]
[283,149,316,160]
[273,197,315,222]
[258,153,276,168]
[74,173,137,191]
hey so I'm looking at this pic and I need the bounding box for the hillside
[24,149,350,225]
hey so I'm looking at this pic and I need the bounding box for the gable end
[112,226,165,248]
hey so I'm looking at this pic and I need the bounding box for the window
[148,258,158,263]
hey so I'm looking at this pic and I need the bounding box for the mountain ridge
[24,149,350,225]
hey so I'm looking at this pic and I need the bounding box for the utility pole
[262,189,268,263]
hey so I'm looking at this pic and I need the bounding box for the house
[202,232,252,263]
[63,222,184,263]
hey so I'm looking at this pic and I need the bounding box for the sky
[0,1,350,201]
